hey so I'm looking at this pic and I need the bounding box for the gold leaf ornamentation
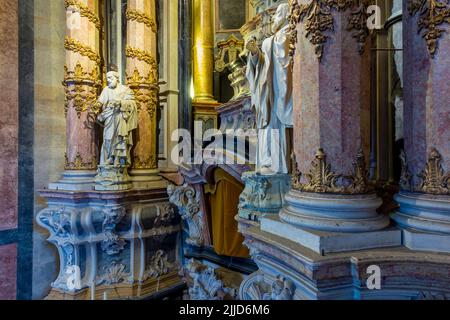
[125,46,157,69]
[408,0,450,58]
[288,0,374,60]
[65,0,102,31]
[417,148,450,195]
[126,68,159,118]
[292,148,373,195]
[65,152,97,170]
[65,37,101,65]
[126,9,157,33]
[133,155,158,170]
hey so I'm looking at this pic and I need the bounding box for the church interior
[1,0,450,301]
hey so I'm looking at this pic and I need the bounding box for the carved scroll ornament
[288,0,374,60]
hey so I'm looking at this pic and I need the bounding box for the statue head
[106,71,120,89]
[272,3,289,34]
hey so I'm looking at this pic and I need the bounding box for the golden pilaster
[192,0,216,103]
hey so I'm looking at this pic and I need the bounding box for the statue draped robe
[246,24,293,174]
[98,84,138,167]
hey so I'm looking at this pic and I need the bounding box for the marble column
[50,0,102,191]
[125,0,164,189]
[391,0,450,253]
[259,0,401,254]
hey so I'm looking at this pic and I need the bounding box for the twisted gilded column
[125,0,164,189]
[259,0,401,255]
[392,0,450,253]
[51,0,102,190]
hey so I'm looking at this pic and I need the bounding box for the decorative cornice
[125,46,157,68]
[126,9,157,33]
[408,0,450,58]
[65,0,102,31]
[65,37,101,65]
[292,148,372,195]
[288,0,374,60]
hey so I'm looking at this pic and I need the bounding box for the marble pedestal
[238,172,291,223]
[264,190,401,254]
[238,219,450,300]
[392,192,450,253]
[49,170,96,191]
[130,168,168,190]
[36,188,183,300]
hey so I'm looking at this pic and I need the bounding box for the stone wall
[32,0,66,299]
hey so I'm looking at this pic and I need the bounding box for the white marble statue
[246,3,293,175]
[97,71,138,168]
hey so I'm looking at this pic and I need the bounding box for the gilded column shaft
[64,0,102,170]
[193,0,215,102]
[126,0,159,170]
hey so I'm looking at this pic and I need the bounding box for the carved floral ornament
[400,148,450,195]
[288,0,375,61]
[408,0,450,58]
[126,68,159,119]
[63,63,102,119]
[126,9,157,33]
[292,148,372,194]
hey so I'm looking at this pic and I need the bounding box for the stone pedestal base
[280,190,389,232]
[392,192,450,253]
[261,215,401,255]
[130,168,168,190]
[267,190,399,254]
[49,170,96,191]
[45,272,183,300]
[37,188,182,300]
[238,219,450,300]
[238,172,290,222]
[94,166,133,191]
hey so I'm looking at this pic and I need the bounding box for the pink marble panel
[0,244,17,300]
[293,8,371,176]
[0,0,19,230]
[403,6,450,179]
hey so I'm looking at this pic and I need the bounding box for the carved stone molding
[143,250,174,281]
[182,259,237,300]
[101,207,127,256]
[292,148,372,195]
[240,272,296,300]
[167,184,205,246]
[400,148,450,195]
[408,0,450,58]
[288,0,374,60]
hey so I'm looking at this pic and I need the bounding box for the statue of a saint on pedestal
[95,71,138,190]
[246,3,293,175]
